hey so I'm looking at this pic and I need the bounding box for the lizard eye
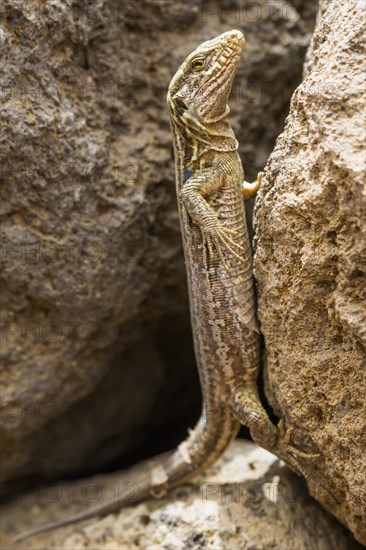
[190,57,205,71]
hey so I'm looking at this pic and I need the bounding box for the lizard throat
[170,108,238,164]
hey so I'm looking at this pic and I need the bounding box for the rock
[254,0,366,544]
[0,0,317,492]
[1,440,362,549]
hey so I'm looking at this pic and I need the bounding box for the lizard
[14,29,314,543]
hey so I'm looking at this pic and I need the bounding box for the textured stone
[0,0,317,492]
[1,441,362,549]
[254,0,366,544]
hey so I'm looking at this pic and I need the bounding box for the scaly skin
[14,30,312,543]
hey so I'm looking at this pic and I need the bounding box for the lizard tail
[14,411,240,542]
[13,496,128,542]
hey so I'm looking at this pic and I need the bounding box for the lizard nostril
[228,30,244,43]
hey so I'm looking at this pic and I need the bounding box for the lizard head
[167,30,244,149]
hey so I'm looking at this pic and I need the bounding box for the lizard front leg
[179,166,245,267]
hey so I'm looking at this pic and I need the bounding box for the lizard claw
[202,224,244,269]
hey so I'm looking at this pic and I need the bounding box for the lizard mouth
[222,30,245,59]
[200,30,244,60]
[200,30,244,98]
[207,30,244,81]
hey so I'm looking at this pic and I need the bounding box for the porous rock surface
[254,0,366,544]
[0,0,316,491]
[1,441,363,549]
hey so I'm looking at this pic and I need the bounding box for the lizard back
[167,31,260,411]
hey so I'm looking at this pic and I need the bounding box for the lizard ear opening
[174,97,188,113]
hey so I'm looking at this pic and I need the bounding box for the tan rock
[254,0,366,544]
[1,441,361,549]
[0,0,317,492]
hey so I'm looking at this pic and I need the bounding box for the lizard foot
[202,224,245,269]
[271,437,341,504]
[243,172,262,200]
[231,385,320,476]
[276,418,320,461]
